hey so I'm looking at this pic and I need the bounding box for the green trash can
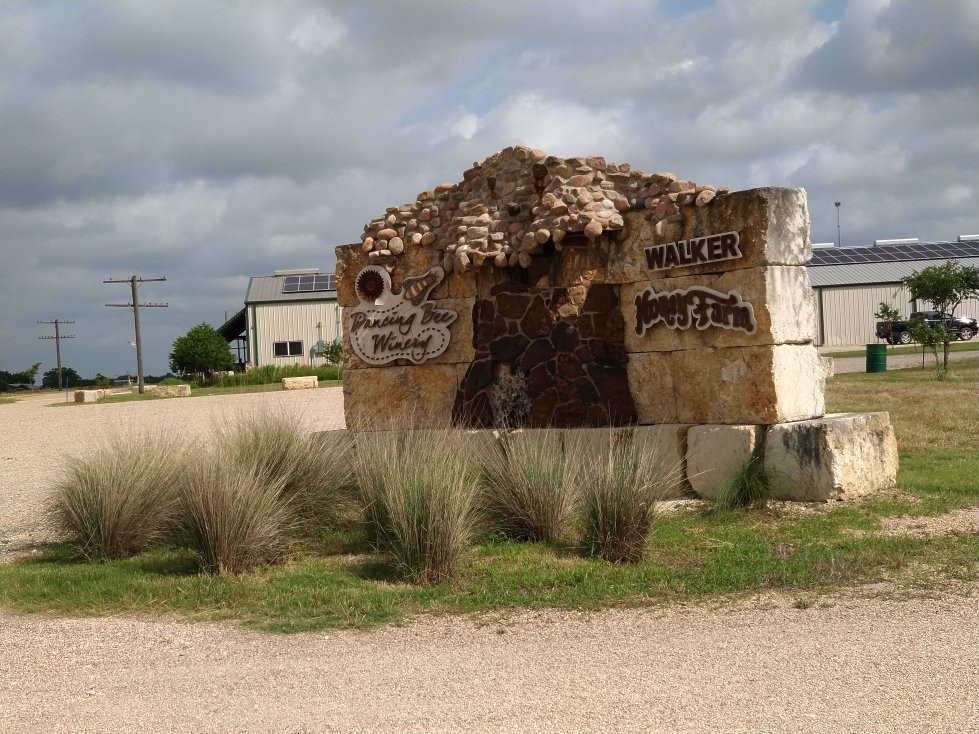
[866,343,887,373]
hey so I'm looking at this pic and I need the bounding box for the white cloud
[288,10,346,54]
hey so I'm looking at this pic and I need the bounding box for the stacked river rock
[359,146,727,274]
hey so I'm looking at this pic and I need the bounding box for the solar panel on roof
[281,273,336,294]
[809,240,979,268]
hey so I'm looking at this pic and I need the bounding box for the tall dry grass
[47,432,186,560]
[576,431,681,563]
[179,454,294,575]
[712,457,769,512]
[214,411,355,529]
[354,428,477,584]
[478,430,577,542]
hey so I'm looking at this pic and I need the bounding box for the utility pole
[37,319,76,389]
[835,201,842,247]
[105,275,167,393]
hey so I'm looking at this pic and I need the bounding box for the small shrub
[478,430,576,542]
[215,412,355,529]
[47,432,185,560]
[355,429,476,584]
[713,457,769,512]
[208,364,342,387]
[179,454,293,575]
[576,432,681,563]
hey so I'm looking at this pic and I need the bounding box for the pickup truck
[876,310,978,345]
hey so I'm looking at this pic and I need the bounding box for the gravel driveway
[2,389,977,733]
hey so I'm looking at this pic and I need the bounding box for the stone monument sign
[334,147,897,501]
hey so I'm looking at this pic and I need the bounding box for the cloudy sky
[1,0,976,379]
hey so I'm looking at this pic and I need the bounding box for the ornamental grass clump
[178,453,294,575]
[215,411,355,529]
[576,432,682,563]
[354,429,477,585]
[713,457,770,512]
[47,432,186,561]
[478,430,578,542]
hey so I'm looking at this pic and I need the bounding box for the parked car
[876,311,978,345]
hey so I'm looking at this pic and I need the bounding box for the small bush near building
[478,431,578,543]
[210,364,342,388]
[577,433,681,563]
[47,433,186,560]
[355,429,477,584]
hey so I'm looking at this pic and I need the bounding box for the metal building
[219,269,342,368]
[808,238,979,346]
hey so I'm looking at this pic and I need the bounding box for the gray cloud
[1,0,976,378]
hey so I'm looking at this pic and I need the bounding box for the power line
[105,275,167,394]
[37,319,76,390]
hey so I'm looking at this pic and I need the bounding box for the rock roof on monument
[358,146,729,274]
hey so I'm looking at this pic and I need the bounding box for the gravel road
[2,389,977,733]
[0,388,346,556]
[826,347,977,374]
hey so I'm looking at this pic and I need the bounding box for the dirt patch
[876,507,979,538]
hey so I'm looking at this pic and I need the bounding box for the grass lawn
[5,359,978,633]
[823,341,979,358]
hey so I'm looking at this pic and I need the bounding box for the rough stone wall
[453,281,635,429]
[337,147,824,431]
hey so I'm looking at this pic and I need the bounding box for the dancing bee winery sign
[349,265,457,365]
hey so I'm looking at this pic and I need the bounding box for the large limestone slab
[74,389,112,403]
[671,343,825,425]
[143,384,191,397]
[763,412,898,501]
[686,424,764,499]
[343,364,459,431]
[626,351,678,424]
[335,241,441,308]
[606,187,810,283]
[568,424,690,497]
[281,376,317,390]
[342,297,476,369]
[621,266,817,352]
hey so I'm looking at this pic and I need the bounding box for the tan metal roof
[245,275,337,304]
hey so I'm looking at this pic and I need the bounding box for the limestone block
[343,364,459,431]
[341,297,475,369]
[621,266,817,352]
[686,424,764,499]
[671,343,825,425]
[626,351,678,424]
[74,389,111,403]
[631,424,689,497]
[281,376,318,390]
[606,188,810,283]
[431,269,478,300]
[335,241,441,308]
[143,384,191,397]
[763,412,898,501]
[559,424,688,496]
[821,357,835,378]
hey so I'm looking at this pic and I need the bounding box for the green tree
[873,302,901,323]
[42,366,81,388]
[0,362,41,388]
[903,260,979,377]
[169,323,235,377]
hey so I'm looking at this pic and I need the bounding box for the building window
[273,340,303,357]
